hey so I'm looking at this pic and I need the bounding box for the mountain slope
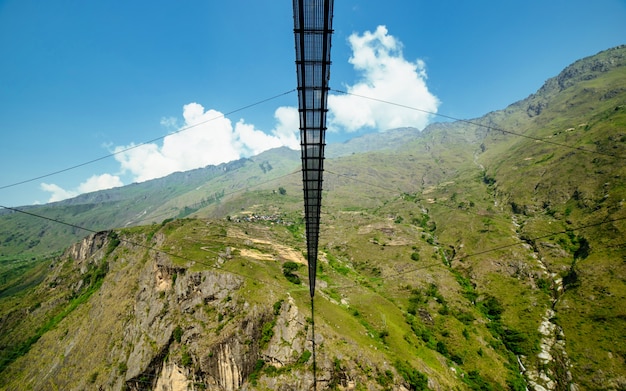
[0,45,625,390]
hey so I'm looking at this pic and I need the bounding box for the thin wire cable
[324,169,561,236]
[454,215,626,261]
[310,296,317,391]
[326,169,396,195]
[327,215,626,291]
[0,204,310,294]
[9,6,618,383]
[2,210,623,367]
[0,89,296,191]
[0,203,311,368]
[1,193,624,371]
[331,89,624,159]
[3,157,621,293]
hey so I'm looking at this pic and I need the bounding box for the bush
[296,350,312,365]
[173,325,183,343]
[455,310,476,325]
[376,369,394,387]
[394,360,428,391]
[273,299,284,316]
[260,320,276,348]
[436,341,448,356]
[407,289,424,315]
[479,295,504,320]
[562,266,580,290]
[105,232,121,256]
[378,328,390,343]
[464,370,495,391]
[181,347,192,367]
[502,328,530,355]
[574,236,590,260]
[249,359,266,385]
[282,262,301,284]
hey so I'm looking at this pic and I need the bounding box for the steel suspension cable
[0,89,295,192]
[292,0,334,388]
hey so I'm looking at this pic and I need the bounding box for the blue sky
[1,1,625,207]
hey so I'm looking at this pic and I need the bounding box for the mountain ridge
[0,44,625,390]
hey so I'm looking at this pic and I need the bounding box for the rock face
[154,362,190,391]
[264,296,306,365]
[1,224,456,390]
[4,229,333,390]
[67,230,109,266]
[120,245,282,391]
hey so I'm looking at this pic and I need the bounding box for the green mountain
[0,45,625,390]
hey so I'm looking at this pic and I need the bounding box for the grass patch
[0,260,108,373]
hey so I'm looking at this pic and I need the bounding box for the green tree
[282,261,301,284]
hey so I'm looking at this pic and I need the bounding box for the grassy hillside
[0,45,625,389]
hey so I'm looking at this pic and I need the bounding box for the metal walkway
[292,0,334,299]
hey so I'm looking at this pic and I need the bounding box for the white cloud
[39,103,300,204]
[41,173,123,203]
[328,25,440,132]
[160,116,179,129]
[37,26,438,205]
[40,183,77,203]
[114,103,299,183]
[77,173,123,193]
[270,106,300,149]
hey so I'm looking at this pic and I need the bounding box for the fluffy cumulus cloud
[41,173,123,203]
[38,26,435,204]
[39,104,299,203]
[328,25,440,132]
[113,103,300,183]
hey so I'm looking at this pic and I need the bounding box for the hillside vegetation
[0,45,625,390]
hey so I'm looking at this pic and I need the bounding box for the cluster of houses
[228,213,291,225]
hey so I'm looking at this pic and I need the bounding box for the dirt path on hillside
[227,227,306,264]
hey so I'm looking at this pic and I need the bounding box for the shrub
[260,320,276,348]
[181,347,192,367]
[282,262,301,284]
[249,359,265,385]
[479,295,504,320]
[296,350,312,365]
[376,369,394,387]
[436,341,449,356]
[502,328,530,355]
[378,328,390,342]
[562,266,580,290]
[407,289,424,315]
[105,232,121,257]
[273,299,284,316]
[574,237,590,259]
[394,360,428,391]
[173,325,183,343]
[455,310,476,325]
[464,370,495,391]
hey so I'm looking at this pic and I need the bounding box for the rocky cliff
[1,220,464,390]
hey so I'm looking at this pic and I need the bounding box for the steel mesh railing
[293,0,333,298]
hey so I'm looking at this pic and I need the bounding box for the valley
[0,45,625,390]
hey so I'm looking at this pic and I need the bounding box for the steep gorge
[1,46,625,390]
